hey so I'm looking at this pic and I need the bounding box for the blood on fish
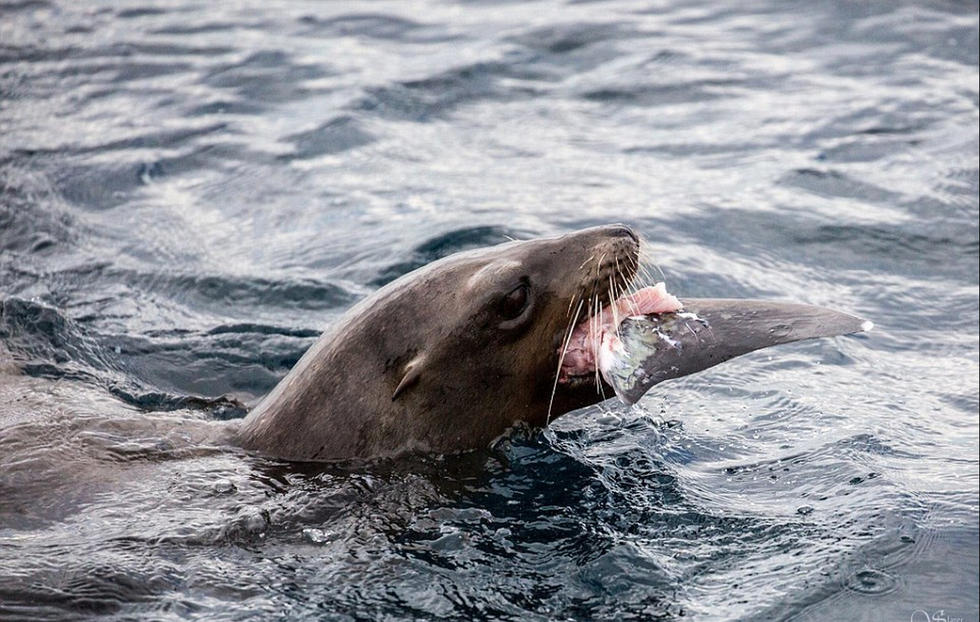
[558,283,681,381]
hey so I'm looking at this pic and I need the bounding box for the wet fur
[236,225,644,462]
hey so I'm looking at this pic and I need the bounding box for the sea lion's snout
[604,223,640,244]
[591,224,640,275]
[569,223,639,254]
[556,224,641,305]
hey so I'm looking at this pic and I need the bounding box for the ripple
[0,167,76,254]
[357,61,541,122]
[779,168,903,204]
[510,22,630,55]
[372,225,525,286]
[281,115,375,160]
[298,13,453,44]
[842,568,898,595]
[0,0,976,620]
[202,50,332,103]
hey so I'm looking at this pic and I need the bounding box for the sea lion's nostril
[607,224,638,244]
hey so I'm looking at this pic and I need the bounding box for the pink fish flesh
[558,283,681,383]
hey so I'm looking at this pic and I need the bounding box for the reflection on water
[1,0,977,620]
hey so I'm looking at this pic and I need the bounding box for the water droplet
[242,508,267,534]
[213,479,235,494]
[844,569,897,595]
[796,506,814,515]
[303,528,332,544]
[861,320,874,332]
[769,323,792,339]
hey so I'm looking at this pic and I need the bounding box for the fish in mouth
[552,253,870,411]
[557,283,682,385]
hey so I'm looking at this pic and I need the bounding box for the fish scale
[598,300,872,406]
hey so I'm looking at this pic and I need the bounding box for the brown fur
[236,225,638,461]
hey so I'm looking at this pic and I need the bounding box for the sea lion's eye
[498,283,530,320]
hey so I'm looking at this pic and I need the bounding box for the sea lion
[236,224,866,462]
[237,225,643,461]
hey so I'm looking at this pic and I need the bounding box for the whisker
[613,255,630,310]
[625,254,642,287]
[635,254,652,281]
[638,246,666,285]
[642,265,659,289]
[594,252,607,284]
[592,292,603,394]
[609,274,621,340]
[567,289,580,317]
[548,297,584,425]
[614,254,642,316]
[621,273,640,316]
[593,294,607,403]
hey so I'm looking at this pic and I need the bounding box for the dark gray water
[1,0,978,620]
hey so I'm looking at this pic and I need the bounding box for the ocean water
[0,0,977,620]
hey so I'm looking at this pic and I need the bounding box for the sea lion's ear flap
[392,355,425,401]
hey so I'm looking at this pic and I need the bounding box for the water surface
[1,0,978,620]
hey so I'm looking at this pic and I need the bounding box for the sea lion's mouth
[557,282,681,384]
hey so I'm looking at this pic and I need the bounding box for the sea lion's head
[238,224,647,460]
[371,224,642,446]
